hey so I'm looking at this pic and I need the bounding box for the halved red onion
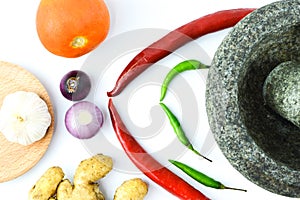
[65,101,104,139]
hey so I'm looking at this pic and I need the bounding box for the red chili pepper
[108,98,210,200]
[107,8,255,97]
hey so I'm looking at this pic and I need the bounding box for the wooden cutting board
[0,61,54,183]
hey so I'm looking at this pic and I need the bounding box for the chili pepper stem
[221,185,247,192]
[188,144,212,162]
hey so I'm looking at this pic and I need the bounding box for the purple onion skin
[65,101,104,139]
[60,70,91,101]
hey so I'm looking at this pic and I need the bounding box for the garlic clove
[0,91,51,146]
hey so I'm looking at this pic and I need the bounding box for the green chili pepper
[169,159,247,192]
[160,59,209,101]
[160,102,212,162]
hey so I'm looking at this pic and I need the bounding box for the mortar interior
[238,24,300,171]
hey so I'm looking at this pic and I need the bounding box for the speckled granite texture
[263,61,300,128]
[206,0,300,197]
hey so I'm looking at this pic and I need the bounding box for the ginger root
[29,166,64,200]
[29,154,148,199]
[114,178,148,200]
[28,154,113,200]
[56,154,112,200]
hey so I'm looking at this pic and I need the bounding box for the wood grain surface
[0,61,54,183]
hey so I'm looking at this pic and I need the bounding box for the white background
[0,0,296,200]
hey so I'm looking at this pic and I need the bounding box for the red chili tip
[107,91,113,97]
[107,90,117,97]
[107,84,122,97]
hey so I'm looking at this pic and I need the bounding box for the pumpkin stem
[71,36,88,48]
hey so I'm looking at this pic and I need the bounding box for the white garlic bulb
[0,91,51,146]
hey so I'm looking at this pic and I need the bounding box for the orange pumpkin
[36,0,110,58]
